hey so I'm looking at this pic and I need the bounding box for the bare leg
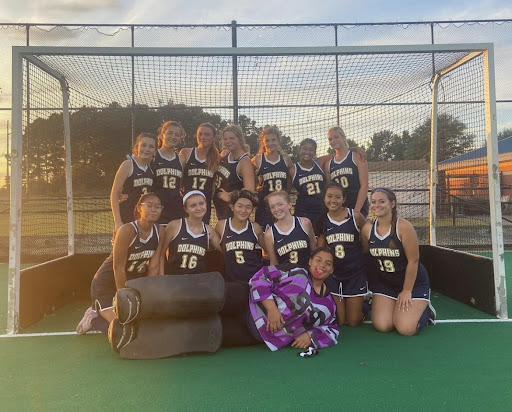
[99,307,116,323]
[393,299,428,336]
[345,296,364,327]
[333,295,346,325]
[371,295,396,333]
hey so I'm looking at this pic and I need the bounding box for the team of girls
[77,193,165,334]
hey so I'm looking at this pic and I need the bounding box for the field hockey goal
[8,44,507,333]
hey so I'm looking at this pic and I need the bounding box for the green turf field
[1,256,512,411]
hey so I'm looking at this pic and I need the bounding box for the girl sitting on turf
[180,123,221,225]
[248,247,340,351]
[216,190,265,282]
[316,183,368,326]
[291,138,326,225]
[251,126,294,230]
[111,133,158,234]
[264,191,317,270]
[161,190,222,275]
[76,193,165,335]
[213,124,255,221]
[361,188,436,335]
[152,121,186,224]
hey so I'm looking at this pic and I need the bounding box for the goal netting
[8,44,507,332]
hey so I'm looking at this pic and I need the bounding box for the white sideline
[0,331,101,338]
[1,319,512,338]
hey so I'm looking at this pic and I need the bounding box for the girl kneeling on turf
[248,247,340,351]
[361,188,435,335]
[161,190,222,275]
[317,183,368,326]
[76,193,165,335]
[264,191,317,269]
[216,190,265,282]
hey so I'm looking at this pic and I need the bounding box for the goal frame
[9,44,507,334]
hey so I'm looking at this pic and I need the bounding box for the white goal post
[9,44,507,334]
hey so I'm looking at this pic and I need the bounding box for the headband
[183,190,206,205]
[373,188,392,196]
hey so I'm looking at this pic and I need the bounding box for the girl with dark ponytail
[361,188,435,336]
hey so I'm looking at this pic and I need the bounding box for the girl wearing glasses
[76,193,165,335]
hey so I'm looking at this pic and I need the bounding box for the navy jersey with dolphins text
[152,149,184,223]
[271,217,310,269]
[182,148,215,224]
[213,152,248,220]
[256,154,289,228]
[120,157,154,224]
[221,218,263,282]
[323,209,365,280]
[367,218,428,289]
[165,218,209,275]
[293,161,325,222]
[329,151,369,217]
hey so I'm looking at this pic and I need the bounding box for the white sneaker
[76,307,98,335]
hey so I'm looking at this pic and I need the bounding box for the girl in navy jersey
[213,124,255,220]
[162,190,222,275]
[324,126,369,217]
[251,126,294,229]
[111,133,157,233]
[292,138,326,224]
[361,188,435,335]
[216,190,265,282]
[152,121,185,224]
[76,193,164,335]
[264,191,317,269]
[317,183,368,326]
[180,123,221,225]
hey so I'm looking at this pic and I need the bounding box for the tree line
[18,102,492,196]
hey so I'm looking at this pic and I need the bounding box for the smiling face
[137,195,162,222]
[299,141,316,162]
[370,191,395,218]
[324,186,345,212]
[197,126,216,149]
[327,129,346,151]
[222,130,241,152]
[184,194,207,219]
[231,197,254,221]
[267,193,292,221]
[309,250,334,281]
[263,133,279,153]
[136,136,157,160]
[162,124,183,149]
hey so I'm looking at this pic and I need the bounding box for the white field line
[1,319,511,338]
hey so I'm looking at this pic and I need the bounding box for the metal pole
[25,25,30,197]
[61,79,74,256]
[6,120,9,192]
[131,25,135,146]
[429,74,440,246]
[483,46,508,319]
[335,25,340,126]
[8,51,24,334]
[231,20,239,124]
